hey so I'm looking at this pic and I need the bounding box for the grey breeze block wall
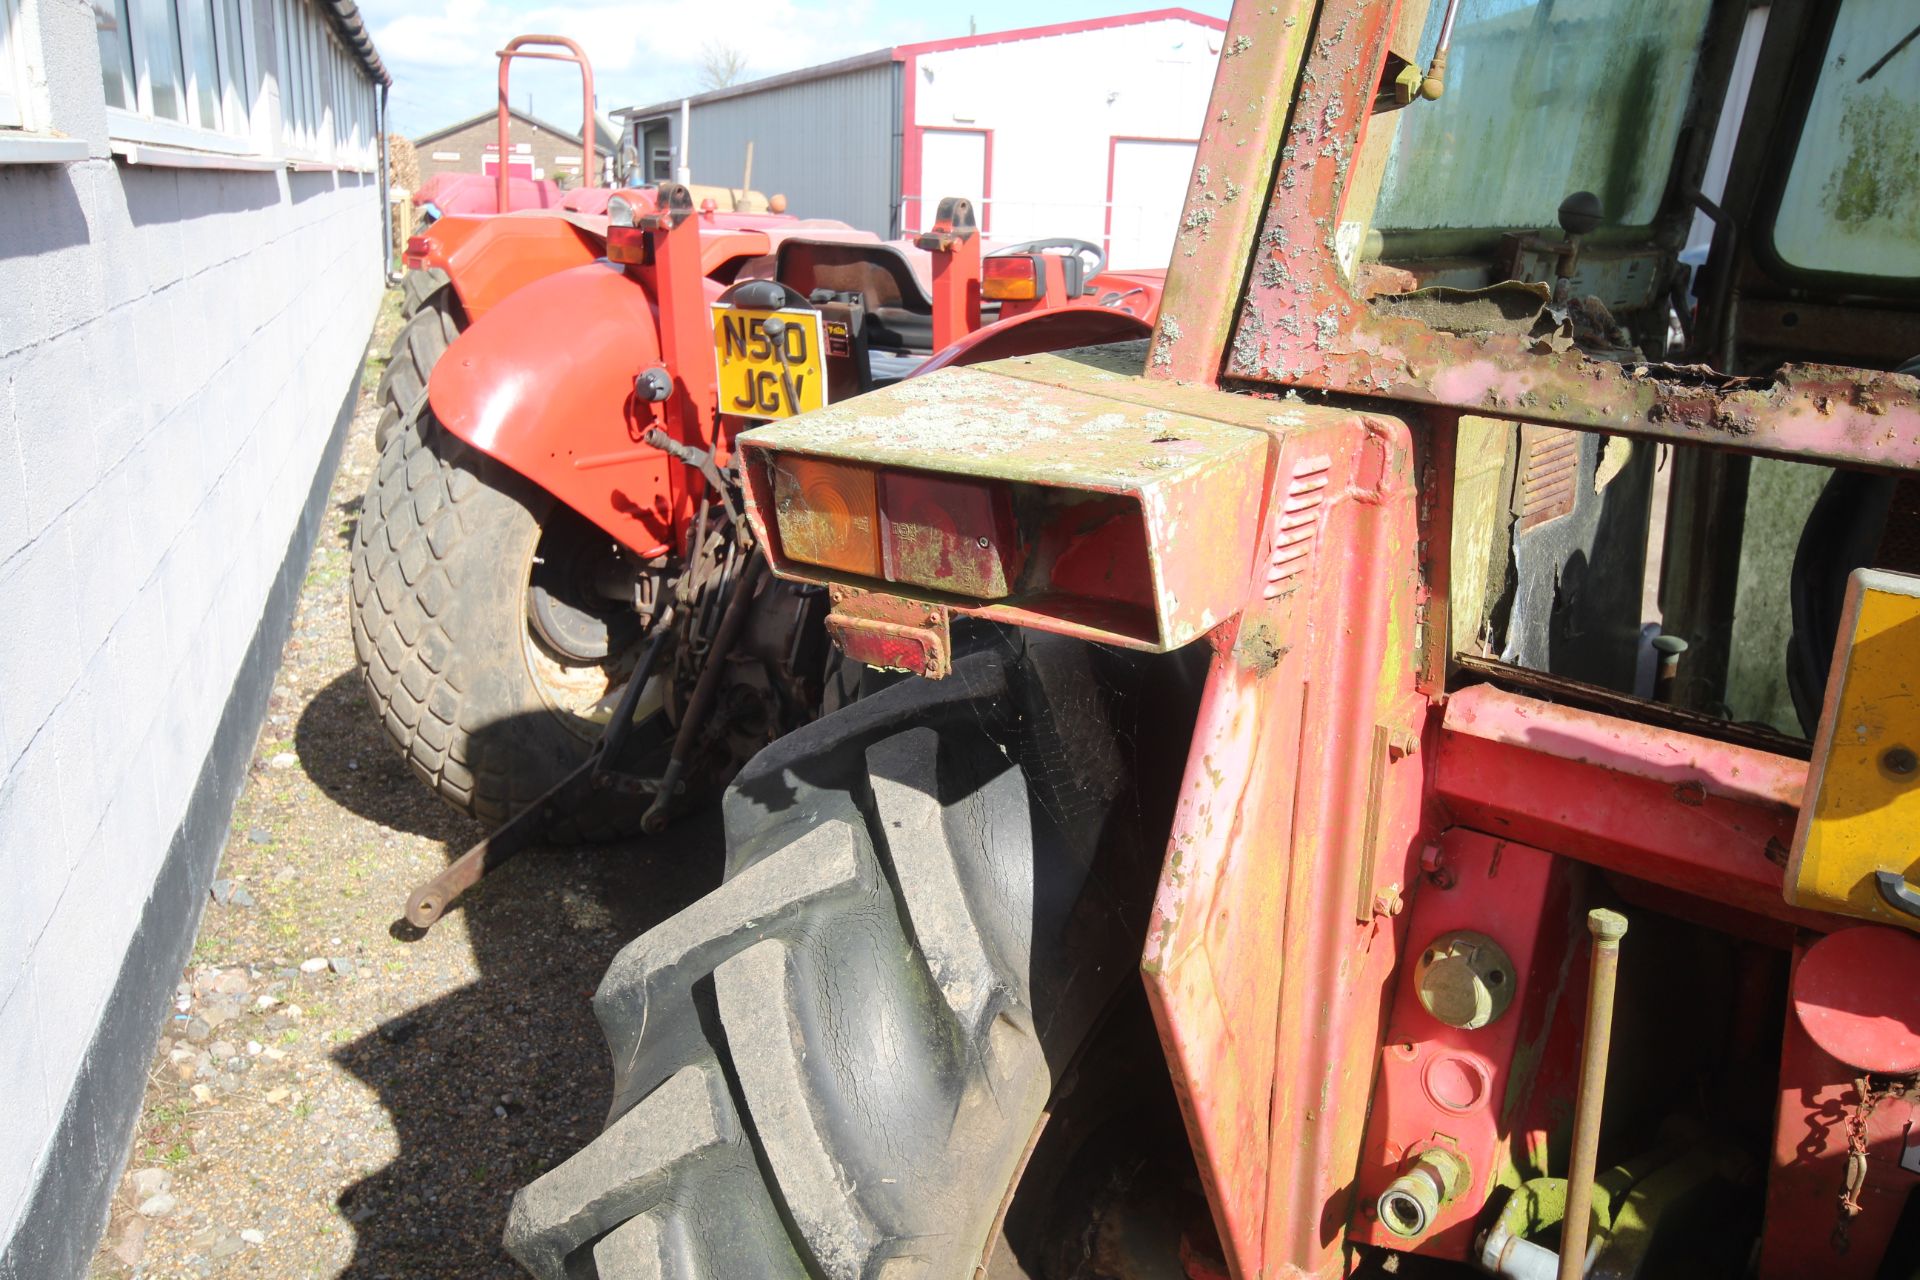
[0,0,384,1272]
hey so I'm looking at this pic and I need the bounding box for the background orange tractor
[484,0,1920,1276]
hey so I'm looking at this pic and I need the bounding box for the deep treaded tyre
[350,410,635,839]
[400,265,452,318]
[375,273,461,453]
[504,637,1157,1278]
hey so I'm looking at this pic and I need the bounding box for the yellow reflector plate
[1788,568,1920,930]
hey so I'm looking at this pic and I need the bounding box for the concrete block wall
[0,0,385,1267]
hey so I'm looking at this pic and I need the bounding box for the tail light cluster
[769,456,1017,598]
[736,368,1275,657]
[981,255,1040,302]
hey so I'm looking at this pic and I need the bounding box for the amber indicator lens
[771,456,882,578]
[982,255,1041,301]
[878,472,1014,598]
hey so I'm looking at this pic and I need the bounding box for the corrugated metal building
[614,8,1223,269]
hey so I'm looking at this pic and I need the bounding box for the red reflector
[606,225,647,265]
[771,456,881,578]
[403,234,433,268]
[982,255,1040,301]
[879,472,1014,598]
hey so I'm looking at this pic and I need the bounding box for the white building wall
[0,0,383,1264]
[908,17,1221,267]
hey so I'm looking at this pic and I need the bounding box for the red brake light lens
[879,472,1014,598]
[403,234,433,268]
[771,456,881,578]
[606,224,647,265]
[766,457,1014,598]
[982,255,1040,301]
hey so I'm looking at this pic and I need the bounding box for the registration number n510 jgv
[711,305,829,421]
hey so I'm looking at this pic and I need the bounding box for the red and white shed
[616,9,1226,270]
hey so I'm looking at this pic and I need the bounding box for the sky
[366,0,1231,139]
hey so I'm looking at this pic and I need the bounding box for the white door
[919,129,988,233]
[1108,139,1197,270]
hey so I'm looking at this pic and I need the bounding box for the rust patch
[1236,620,1288,676]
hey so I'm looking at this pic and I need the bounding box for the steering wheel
[987,238,1107,286]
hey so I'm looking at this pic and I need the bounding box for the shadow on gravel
[302,684,726,1277]
[296,671,482,842]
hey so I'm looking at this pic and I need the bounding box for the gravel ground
[88,291,721,1279]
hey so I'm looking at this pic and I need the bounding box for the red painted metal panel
[1758,938,1920,1278]
[1350,830,1581,1260]
[427,261,687,559]
[1433,684,1825,930]
[1144,0,1319,386]
[1142,406,1432,1279]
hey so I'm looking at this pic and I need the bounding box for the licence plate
[711,305,829,420]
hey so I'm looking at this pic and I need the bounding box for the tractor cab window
[1451,424,1902,743]
[1373,0,1716,236]
[1770,0,1920,281]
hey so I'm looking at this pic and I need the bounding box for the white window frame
[1,0,34,129]
[105,0,258,154]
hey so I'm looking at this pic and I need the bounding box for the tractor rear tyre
[503,636,1162,1278]
[350,409,645,840]
[375,273,462,453]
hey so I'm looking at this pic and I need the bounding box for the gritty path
[88,291,721,1279]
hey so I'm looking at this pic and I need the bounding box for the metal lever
[1875,870,1920,920]
[1559,909,1628,1280]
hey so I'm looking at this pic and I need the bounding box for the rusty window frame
[1216,0,1920,473]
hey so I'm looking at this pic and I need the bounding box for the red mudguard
[428,261,715,560]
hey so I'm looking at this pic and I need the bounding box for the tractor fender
[410,212,609,322]
[429,260,701,560]
[914,305,1152,377]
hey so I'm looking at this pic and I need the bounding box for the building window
[268,0,376,168]
[1,0,30,127]
[650,147,670,180]
[103,0,254,148]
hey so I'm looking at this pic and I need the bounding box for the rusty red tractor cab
[483,0,1920,1277]
[351,181,1165,926]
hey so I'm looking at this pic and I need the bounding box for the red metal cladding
[1142,407,1432,1279]
[429,260,726,559]
[1351,831,1581,1260]
[1433,685,1827,930]
[1758,938,1920,1279]
[406,213,608,321]
[1221,0,1920,470]
[1146,0,1320,386]
[1790,926,1920,1075]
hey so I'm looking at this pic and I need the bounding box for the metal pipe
[1651,634,1687,704]
[1377,1147,1469,1239]
[678,97,692,185]
[378,82,397,284]
[1559,909,1629,1280]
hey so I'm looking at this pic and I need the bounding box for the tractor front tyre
[375,273,462,453]
[503,636,1160,1278]
[350,410,644,840]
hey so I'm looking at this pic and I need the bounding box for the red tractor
[378,33,821,452]
[489,0,1920,1276]
[353,184,1164,918]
